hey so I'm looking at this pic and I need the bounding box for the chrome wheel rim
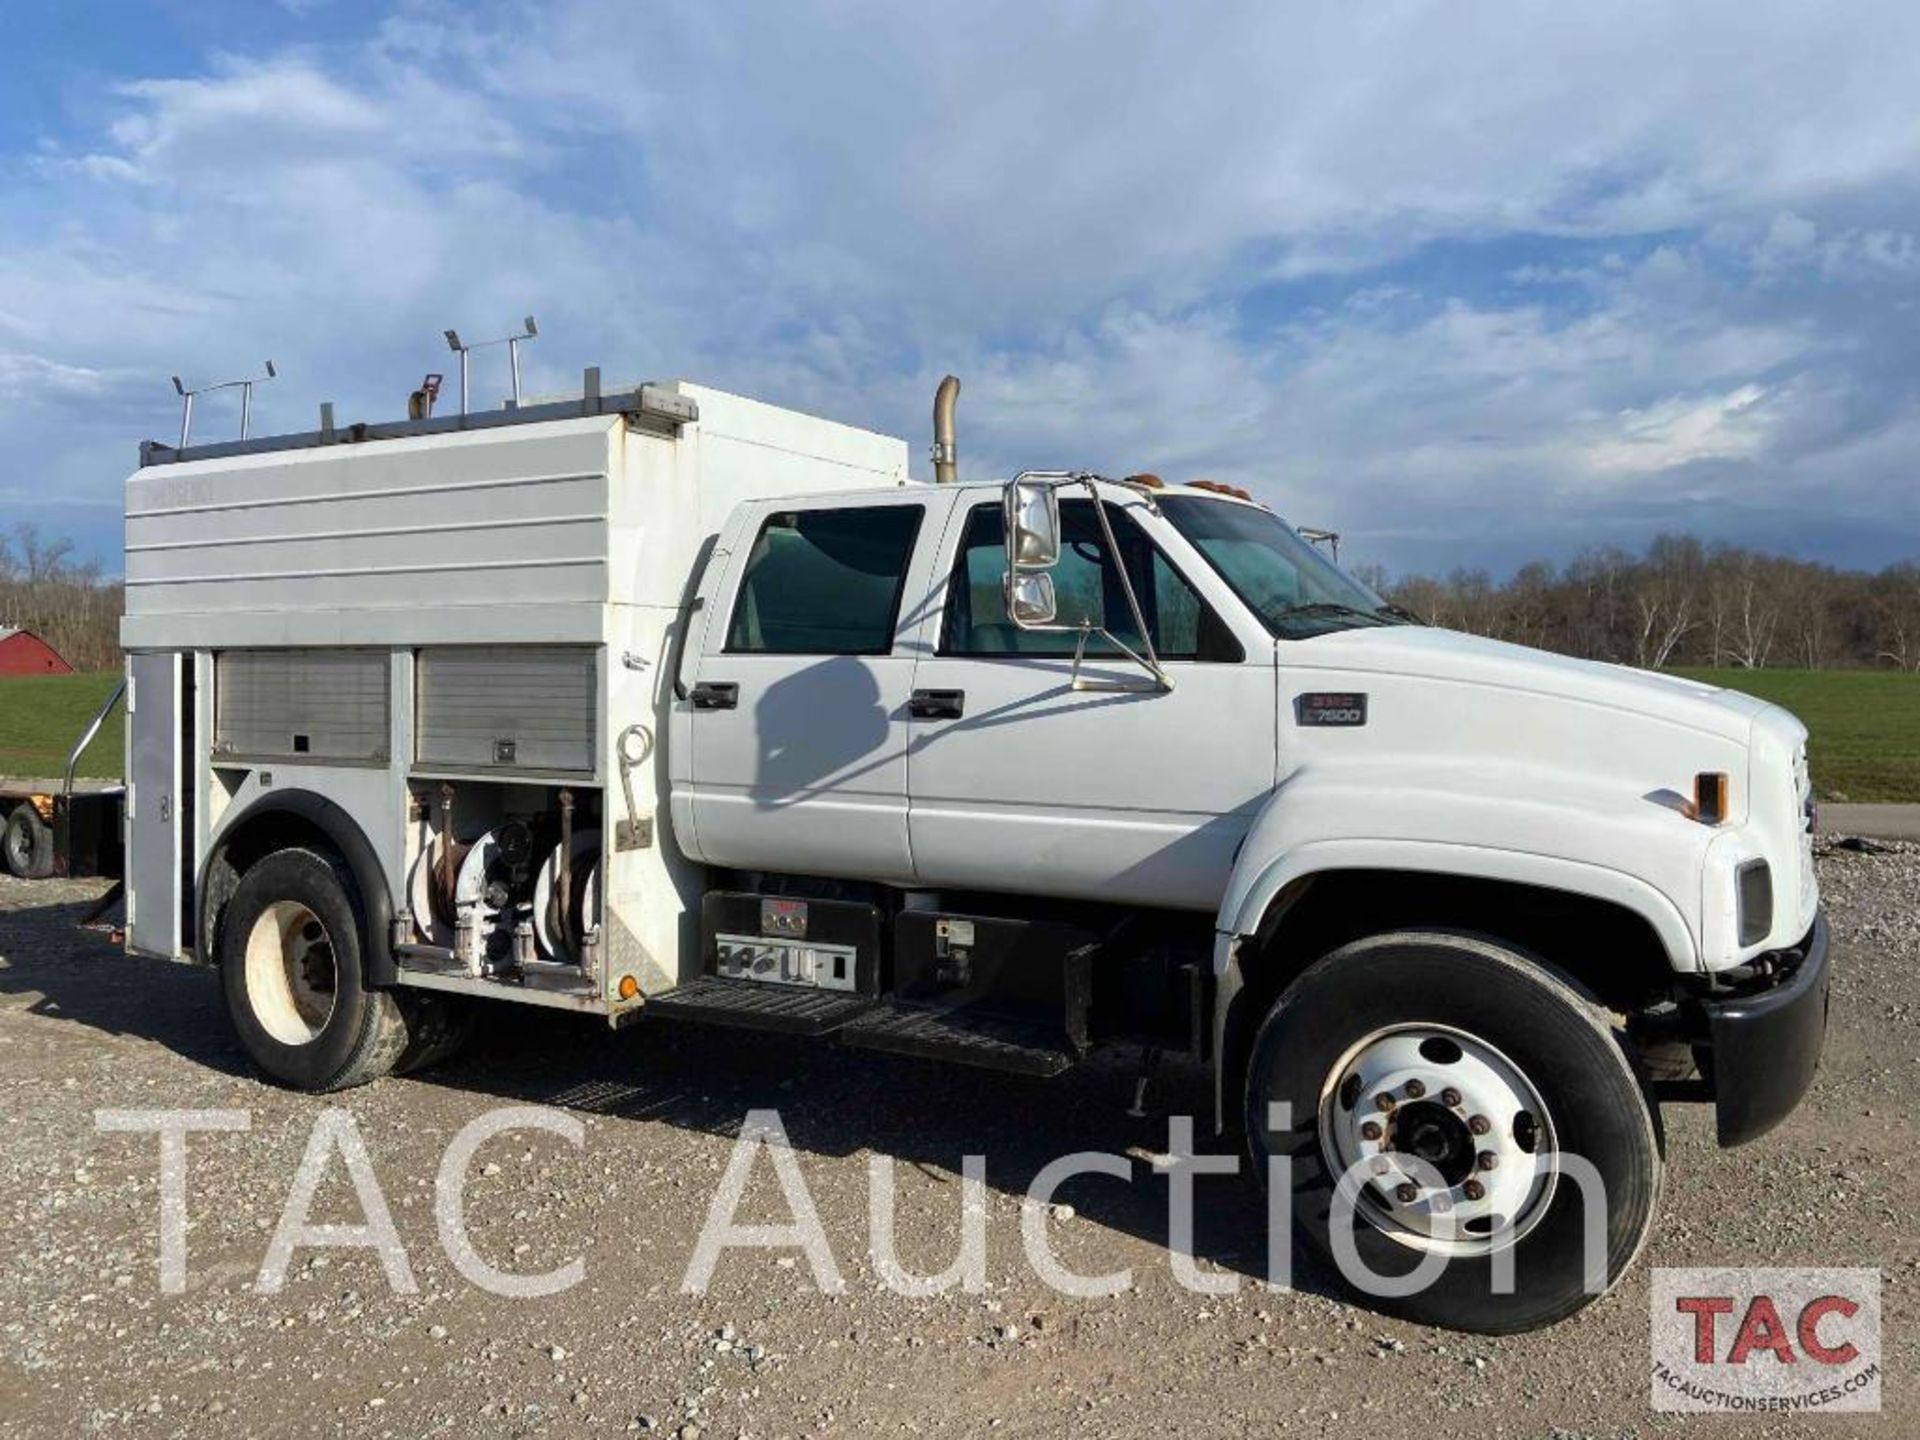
[243,900,338,1045]
[1317,1023,1559,1256]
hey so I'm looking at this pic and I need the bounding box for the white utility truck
[117,372,1829,1332]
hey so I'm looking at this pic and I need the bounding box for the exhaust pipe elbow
[932,374,960,484]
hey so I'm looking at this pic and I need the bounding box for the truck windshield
[1158,495,1405,640]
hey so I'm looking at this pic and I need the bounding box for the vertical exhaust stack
[932,374,960,484]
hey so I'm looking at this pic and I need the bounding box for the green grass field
[2,664,1914,800]
[0,672,124,780]
[1672,667,1920,802]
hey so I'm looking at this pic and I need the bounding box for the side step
[837,1003,1073,1077]
[644,975,876,1036]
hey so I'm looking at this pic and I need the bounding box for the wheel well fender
[1210,857,1687,1133]
[198,790,395,986]
[1219,840,1696,972]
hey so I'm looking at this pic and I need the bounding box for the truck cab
[117,377,1829,1334]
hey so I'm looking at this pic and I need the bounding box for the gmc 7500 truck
[112,372,1829,1333]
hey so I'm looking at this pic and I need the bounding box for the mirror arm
[1068,624,1173,693]
[1083,483,1170,689]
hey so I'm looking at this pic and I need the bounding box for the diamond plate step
[643,975,875,1035]
[836,1003,1073,1077]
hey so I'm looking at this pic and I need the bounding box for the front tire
[1244,930,1661,1333]
[220,847,412,1091]
[4,803,54,879]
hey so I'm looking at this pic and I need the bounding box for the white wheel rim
[1316,1023,1559,1257]
[243,900,338,1046]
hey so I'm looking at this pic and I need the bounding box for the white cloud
[1586,384,1773,476]
[2,0,1920,574]
[0,352,128,404]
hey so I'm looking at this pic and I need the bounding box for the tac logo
[1651,1267,1881,1413]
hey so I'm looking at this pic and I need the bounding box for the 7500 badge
[1296,692,1368,727]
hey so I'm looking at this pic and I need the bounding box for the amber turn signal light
[617,974,640,1001]
[1693,771,1729,825]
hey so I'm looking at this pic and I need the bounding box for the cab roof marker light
[1188,478,1254,502]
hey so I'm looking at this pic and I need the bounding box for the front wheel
[1244,930,1662,1333]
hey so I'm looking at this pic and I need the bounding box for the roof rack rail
[137,367,697,468]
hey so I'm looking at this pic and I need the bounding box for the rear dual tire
[220,847,471,1091]
[1244,930,1662,1334]
[4,803,54,880]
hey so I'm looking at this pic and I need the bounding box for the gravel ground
[1,845,1914,1439]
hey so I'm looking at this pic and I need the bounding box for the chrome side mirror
[1005,571,1058,626]
[993,470,1172,693]
[1005,477,1061,569]
[1004,476,1062,634]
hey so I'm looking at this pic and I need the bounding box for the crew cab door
[906,493,1277,910]
[677,493,939,884]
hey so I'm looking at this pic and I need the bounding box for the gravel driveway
[1,845,1913,1438]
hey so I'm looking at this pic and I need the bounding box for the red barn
[0,628,73,675]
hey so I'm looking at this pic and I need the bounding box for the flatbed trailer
[1,682,127,880]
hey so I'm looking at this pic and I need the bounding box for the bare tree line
[2,523,1916,676]
[1358,535,1920,671]
[0,525,125,673]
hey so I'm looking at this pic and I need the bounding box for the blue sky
[4,0,1920,579]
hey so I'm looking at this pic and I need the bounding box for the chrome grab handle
[65,678,127,802]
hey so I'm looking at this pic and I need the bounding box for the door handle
[689,681,739,711]
[908,688,965,720]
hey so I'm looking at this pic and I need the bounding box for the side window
[726,505,924,655]
[942,500,1239,660]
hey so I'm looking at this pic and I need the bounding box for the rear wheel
[1244,930,1662,1333]
[220,848,411,1091]
[4,803,54,879]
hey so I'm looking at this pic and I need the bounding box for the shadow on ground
[0,886,1348,1304]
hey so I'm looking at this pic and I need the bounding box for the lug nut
[1394,1183,1419,1204]
[1467,1114,1492,1136]
[1359,1120,1383,1142]
[1374,1093,1396,1113]
[1477,1150,1498,1172]
[1441,1087,1463,1108]
[1403,1079,1427,1099]
[1462,1179,1486,1201]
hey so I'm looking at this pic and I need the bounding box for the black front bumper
[1700,913,1831,1147]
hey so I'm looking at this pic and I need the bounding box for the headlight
[1737,859,1773,947]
